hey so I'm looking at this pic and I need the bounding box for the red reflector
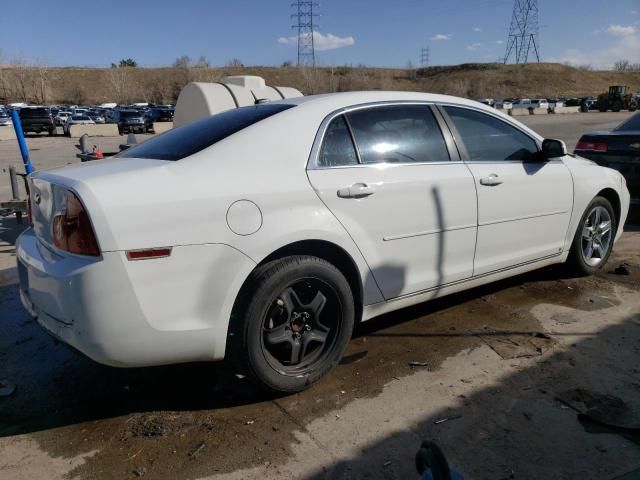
[126,248,172,261]
[575,140,608,152]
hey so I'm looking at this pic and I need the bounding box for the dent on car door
[440,105,573,275]
[307,104,478,300]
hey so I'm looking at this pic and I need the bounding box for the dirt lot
[0,112,639,480]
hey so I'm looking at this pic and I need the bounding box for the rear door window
[345,105,450,164]
[118,103,295,161]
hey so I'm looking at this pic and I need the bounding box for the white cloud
[467,42,483,51]
[548,31,640,68]
[607,24,636,36]
[632,10,638,14]
[432,34,451,41]
[495,40,504,44]
[472,27,482,32]
[277,31,355,51]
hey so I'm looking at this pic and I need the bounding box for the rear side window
[345,105,450,164]
[20,108,49,118]
[444,106,538,161]
[318,116,358,167]
[118,104,295,161]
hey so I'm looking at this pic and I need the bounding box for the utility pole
[503,0,540,64]
[291,1,319,67]
[420,46,430,68]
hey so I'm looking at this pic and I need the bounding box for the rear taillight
[51,190,100,256]
[575,140,608,152]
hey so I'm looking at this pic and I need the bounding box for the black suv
[144,107,174,132]
[19,107,56,136]
[117,109,147,134]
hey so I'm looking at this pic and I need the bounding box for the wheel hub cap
[581,206,612,267]
[290,311,310,332]
[262,280,339,373]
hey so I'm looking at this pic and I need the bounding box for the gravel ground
[0,111,639,480]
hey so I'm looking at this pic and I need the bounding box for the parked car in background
[548,98,565,109]
[0,110,12,126]
[476,98,495,107]
[580,97,597,112]
[144,107,175,132]
[54,111,72,126]
[19,107,56,136]
[575,112,640,202]
[532,99,549,110]
[495,99,513,110]
[87,111,106,124]
[512,98,532,108]
[71,108,89,116]
[63,114,94,135]
[16,92,629,394]
[146,107,175,123]
[117,109,147,134]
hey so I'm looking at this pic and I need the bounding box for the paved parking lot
[0,112,639,480]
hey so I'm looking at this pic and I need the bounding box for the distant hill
[1,62,639,105]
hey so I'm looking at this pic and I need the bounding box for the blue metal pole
[10,109,34,174]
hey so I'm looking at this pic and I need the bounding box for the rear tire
[229,255,355,394]
[567,196,616,276]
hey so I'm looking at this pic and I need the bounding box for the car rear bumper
[16,228,255,367]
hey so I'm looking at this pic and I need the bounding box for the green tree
[118,58,138,68]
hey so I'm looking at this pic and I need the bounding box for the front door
[307,104,478,299]
[441,105,573,275]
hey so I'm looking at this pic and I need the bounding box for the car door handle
[337,183,376,198]
[479,174,503,186]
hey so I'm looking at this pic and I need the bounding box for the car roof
[275,91,493,112]
[266,91,543,142]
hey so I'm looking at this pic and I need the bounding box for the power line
[503,0,540,64]
[291,1,318,67]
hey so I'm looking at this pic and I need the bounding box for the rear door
[440,105,573,275]
[307,104,478,300]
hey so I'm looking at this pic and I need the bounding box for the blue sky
[2,0,640,68]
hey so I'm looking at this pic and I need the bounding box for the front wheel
[230,255,355,394]
[567,196,616,275]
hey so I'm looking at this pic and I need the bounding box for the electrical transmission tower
[291,1,319,67]
[503,0,540,64]
[420,46,430,68]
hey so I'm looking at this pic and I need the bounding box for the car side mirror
[541,139,567,160]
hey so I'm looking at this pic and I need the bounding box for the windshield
[118,103,295,161]
[72,115,90,121]
[615,113,640,132]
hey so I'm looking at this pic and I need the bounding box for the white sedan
[63,114,94,135]
[17,92,630,393]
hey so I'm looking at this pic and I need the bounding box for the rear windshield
[118,103,295,161]
[20,108,49,117]
[615,113,640,132]
[120,111,141,118]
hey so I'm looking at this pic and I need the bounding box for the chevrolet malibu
[17,92,630,393]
